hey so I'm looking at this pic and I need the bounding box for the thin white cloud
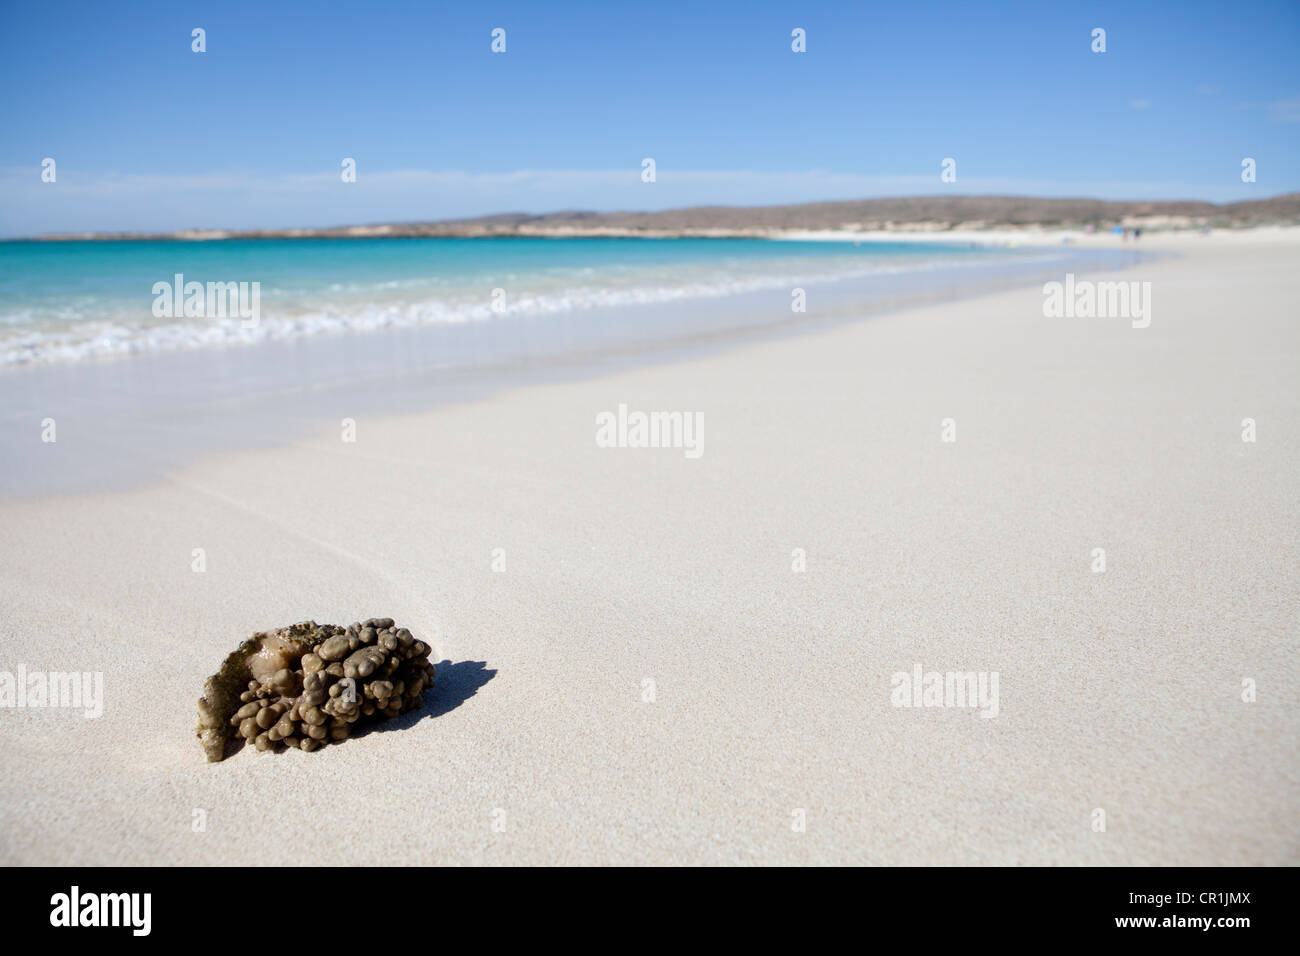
[0,166,1272,237]
[1268,95,1300,123]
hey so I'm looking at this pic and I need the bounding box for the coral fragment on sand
[196,619,435,762]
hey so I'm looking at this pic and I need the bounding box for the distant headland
[28,193,1300,242]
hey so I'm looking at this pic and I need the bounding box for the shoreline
[0,241,1151,501]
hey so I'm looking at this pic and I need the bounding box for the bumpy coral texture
[196,619,436,761]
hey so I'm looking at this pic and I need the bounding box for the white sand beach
[0,232,1296,866]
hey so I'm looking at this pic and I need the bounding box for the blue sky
[1,0,1297,235]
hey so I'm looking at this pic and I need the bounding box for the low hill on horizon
[34,192,1300,241]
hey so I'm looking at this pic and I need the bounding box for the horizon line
[14,191,1300,242]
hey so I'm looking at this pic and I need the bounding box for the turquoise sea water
[0,236,1030,367]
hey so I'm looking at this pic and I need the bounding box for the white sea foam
[0,251,1059,368]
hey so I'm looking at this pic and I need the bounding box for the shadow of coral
[354,659,496,738]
